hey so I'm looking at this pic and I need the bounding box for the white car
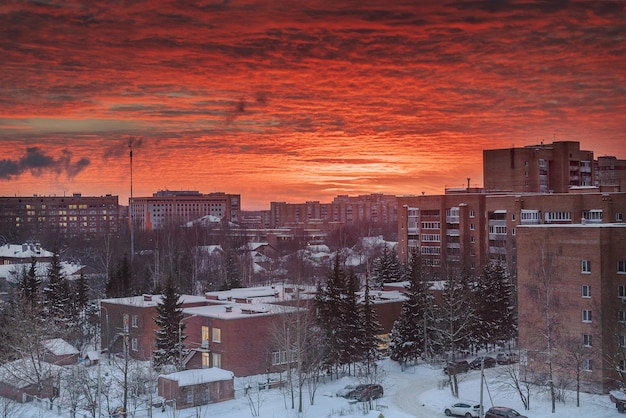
[444,401,480,417]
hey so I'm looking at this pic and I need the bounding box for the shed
[158,367,234,409]
[0,359,63,403]
[42,338,80,366]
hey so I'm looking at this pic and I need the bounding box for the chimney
[225,306,233,313]
[143,294,152,302]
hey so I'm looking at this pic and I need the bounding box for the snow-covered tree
[153,275,185,369]
[106,254,132,298]
[18,257,40,307]
[389,248,432,366]
[44,250,72,330]
[359,276,384,370]
[371,244,403,288]
[473,261,516,349]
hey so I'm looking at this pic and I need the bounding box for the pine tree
[371,244,403,288]
[360,276,384,369]
[153,276,185,369]
[341,270,362,368]
[106,254,132,297]
[44,250,71,327]
[74,272,89,313]
[473,262,516,348]
[389,248,432,365]
[18,257,40,306]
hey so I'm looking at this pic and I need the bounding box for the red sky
[1,0,625,210]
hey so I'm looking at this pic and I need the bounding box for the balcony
[447,243,461,249]
[489,234,507,241]
[489,246,507,255]
[446,215,460,224]
[446,229,460,237]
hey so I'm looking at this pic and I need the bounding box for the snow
[42,338,79,356]
[8,357,620,418]
[159,367,233,387]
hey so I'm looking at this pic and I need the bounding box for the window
[619,260,626,274]
[131,315,138,328]
[583,334,592,347]
[617,213,623,222]
[512,214,515,221]
[619,285,626,298]
[272,350,297,365]
[212,353,221,368]
[581,285,591,298]
[131,338,138,351]
[212,328,221,343]
[469,210,475,218]
[511,228,515,236]
[185,390,193,404]
[201,326,209,347]
[621,360,626,372]
[583,359,592,371]
[581,260,591,273]
[619,311,626,323]
[123,313,129,333]
[470,223,475,230]
[582,310,592,323]
[470,236,475,243]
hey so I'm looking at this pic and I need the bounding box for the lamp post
[178,314,198,370]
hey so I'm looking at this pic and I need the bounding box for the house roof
[160,367,233,387]
[0,243,53,259]
[101,294,208,307]
[0,261,84,282]
[43,338,79,356]
[0,359,64,389]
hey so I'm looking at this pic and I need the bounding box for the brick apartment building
[517,223,626,393]
[129,190,241,231]
[0,193,119,240]
[100,284,404,377]
[265,193,398,229]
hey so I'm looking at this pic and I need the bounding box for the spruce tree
[473,261,516,348]
[371,244,403,288]
[44,250,71,327]
[153,276,185,369]
[341,270,362,368]
[389,248,431,365]
[106,254,132,297]
[18,257,40,306]
[360,276,384,369]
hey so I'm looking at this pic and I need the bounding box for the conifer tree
[18,257,40,306]
[153,276,185,369]
[341,270,362,368]
[106,254,132,297]
[473,261,516,348]
[44,250,71,327]
[371,244,403,288]
[389,248,432,365]
[360,276,384,369]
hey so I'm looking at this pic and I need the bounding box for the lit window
[212,353,221,368]
[582,334,592,347]
[202,352,210,368]
[582,310,592,323]
[212,328,221,343]
[202,326,209,347]
[581,285,591,298]
[581,260,591,274]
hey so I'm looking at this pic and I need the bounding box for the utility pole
[129,141,134,263]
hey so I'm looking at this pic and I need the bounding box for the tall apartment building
[397,190,626,275]
[0,194,119,240]
[267,193,397,229]
[483,141,595,193]
[129,190,241,231]
[517,223,626,393]
[596,155,626,192]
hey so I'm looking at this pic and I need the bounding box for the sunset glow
[1,0,625,209]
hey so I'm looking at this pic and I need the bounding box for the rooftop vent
[143,294,153,302]
[225,306,233,313]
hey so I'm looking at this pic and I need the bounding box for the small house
[158,367,234,409]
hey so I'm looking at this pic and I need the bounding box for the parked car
[444,401,480,417]
[469,356,497,369]
[443,360,470,375]
[485,406,527,418]
[345,384,383,401]
[335,385,356,398]
[496,352,519,365]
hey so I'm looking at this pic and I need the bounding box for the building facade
[0,194,119,240]
[483,141,595,193]
[129,190,240,231]
[516,223,626,393]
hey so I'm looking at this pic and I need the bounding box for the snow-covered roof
[101,294,208,307]
[198,245,224,254]
[160,367,233,387]
[183,301,304,320]
[204,284,316,303]
[43,338,79,356]
[246,242,269,251]
[0,359,64,389]
[0,261,84,282]
[0,243,53,259]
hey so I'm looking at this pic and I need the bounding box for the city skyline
[1,1,625,210]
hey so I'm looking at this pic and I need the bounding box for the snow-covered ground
[7,358,620,418]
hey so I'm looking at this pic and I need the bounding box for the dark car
[496,352,520,365]
[443,360,470,375]
[485,406,527,418]
[344,384,383,402]
[469,356,497,370]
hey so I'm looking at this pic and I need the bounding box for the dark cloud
[0,147,90,180]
